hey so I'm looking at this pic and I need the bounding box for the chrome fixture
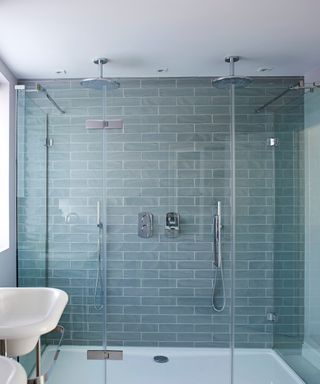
[86,119,123,129]
[138,212,153,238]
[267,137,280,147]
[290,81,320,91]
[255,80,304,113]
[165,212,180,237]
[267,312,278,322]
[80,58,120,90]
[27,326,64,384]
[94,201,104,311]
[212,56,252,89]
[87,349,123,360]
[65,212,78,224]
[211,201,226,312]
[16,84,66,114]
[214,201,222,268]
[44,138,53,148]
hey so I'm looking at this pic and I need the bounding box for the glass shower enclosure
[16,79,233,383]
[15,75,320,384]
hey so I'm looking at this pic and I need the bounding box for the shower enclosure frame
[15,74,312,384]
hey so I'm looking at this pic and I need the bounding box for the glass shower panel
[17,90,47,287]
[273,87,320,384]
[103,78,232,384]
[17,89,47,377]
[17,83,107,384]
[273,87,305,357]
[233,77,307,384]
[233,78,283,383]
[301,87,320,383]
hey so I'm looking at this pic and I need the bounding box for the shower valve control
[138,212,153,238]
[165,212,180,238]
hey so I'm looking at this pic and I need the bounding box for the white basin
[0,287,68,357]
[0,356,27,384]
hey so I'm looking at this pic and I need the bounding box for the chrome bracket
[44,138,53,147]
[87,349,123,360]
[267,137,279,147]
[266,312,278,322]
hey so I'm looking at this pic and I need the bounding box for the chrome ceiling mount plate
[93,57,108,65]
[225,56,240,63]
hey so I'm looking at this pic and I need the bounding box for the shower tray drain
[154,355,169,363]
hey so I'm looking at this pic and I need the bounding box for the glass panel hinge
[45,138,54,147]
[87,350,123,360]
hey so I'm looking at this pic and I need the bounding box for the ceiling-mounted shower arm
[94,57,108,78]
[225,56,239,77]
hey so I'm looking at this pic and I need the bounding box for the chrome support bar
[36,84,66,114]
[36,338,41,378]
[214,201,222,268]
[255,80,303,113]
[27,325,64,384]
[18,83,66,114]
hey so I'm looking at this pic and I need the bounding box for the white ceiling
[0,0,320,79]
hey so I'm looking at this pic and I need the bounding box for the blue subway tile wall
[17,76,303,348]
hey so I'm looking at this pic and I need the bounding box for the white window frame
[0,73,10,253]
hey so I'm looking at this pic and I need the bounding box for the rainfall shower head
[80,58,120,90]
[212,56,252,89]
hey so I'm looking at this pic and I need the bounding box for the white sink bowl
[0,287,68,357]
[0,356,27,384]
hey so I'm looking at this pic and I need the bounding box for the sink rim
[0,287,68,340]
[0,355,27,384]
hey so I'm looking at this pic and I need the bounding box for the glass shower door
[16,83,108,384]
[103,78,232,384]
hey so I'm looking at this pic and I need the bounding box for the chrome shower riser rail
[16,84,66,114]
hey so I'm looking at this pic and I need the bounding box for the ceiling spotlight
[157,68,168,73]
[257,67,273,73]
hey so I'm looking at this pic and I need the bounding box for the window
[0,73,10,252]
